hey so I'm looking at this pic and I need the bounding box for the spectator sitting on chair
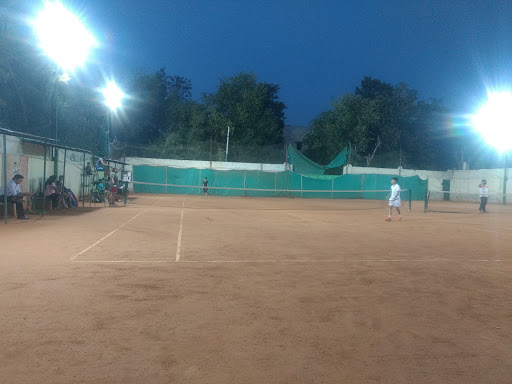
[97,179,108,203]
[57,175,74,208]
[0,174,32,220]
[44,175,61,207]
[95,154,110,172]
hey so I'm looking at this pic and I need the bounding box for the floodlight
[102,81,124,111]
[59,72,71,83]
[472,91,512,152]
[33,1,96,70]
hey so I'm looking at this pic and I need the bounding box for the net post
[244,170,246,197]
[166,166,168,194]
[331,179,334,199]
[274,172,277,197]
[408,189,412,212]
[300,174,303,198]
[199,169,201,196]
[424,190,429,213]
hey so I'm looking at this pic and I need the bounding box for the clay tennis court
[2,194,512,383]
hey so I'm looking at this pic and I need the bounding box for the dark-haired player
[385,177,401,222]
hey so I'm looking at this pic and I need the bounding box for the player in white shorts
[385,177,401,221]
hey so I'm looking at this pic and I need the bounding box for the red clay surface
[1,194,512,383]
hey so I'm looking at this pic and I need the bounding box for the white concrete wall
[343,164,447,192]
[124,156,288,172]
[344,164,512,202]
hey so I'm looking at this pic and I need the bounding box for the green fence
[133,165,428,201]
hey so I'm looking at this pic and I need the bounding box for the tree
[203,72,286,147]
[304,76,458,170]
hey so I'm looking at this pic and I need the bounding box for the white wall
[344,164,512,202]
[124,157,288,172]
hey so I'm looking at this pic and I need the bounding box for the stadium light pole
[32,1,96,174]
[102,81,124,159]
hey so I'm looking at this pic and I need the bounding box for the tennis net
[424,190,512,214]
[126,180,414,211]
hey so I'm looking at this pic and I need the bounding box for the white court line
[71,260,169,263]
[180,258,448,263]
[69,200,159,261]
[68,258,511,265]
[287,212,326,224]
[175,201,185,262]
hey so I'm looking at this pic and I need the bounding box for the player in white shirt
[479,179,489,213]
[385,177,401,222]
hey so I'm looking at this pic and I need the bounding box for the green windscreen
[132,165,427,202]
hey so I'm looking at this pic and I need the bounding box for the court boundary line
[287,212,327,224]
[176,201,185,262]
[69,200,159,261]
[70,258,454,264]
[71,260,169,263]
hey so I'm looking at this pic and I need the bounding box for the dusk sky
[36,0,512,126]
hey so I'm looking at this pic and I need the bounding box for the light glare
[472,91,512,153]
[102,81,124,111]
[33,1,96,70]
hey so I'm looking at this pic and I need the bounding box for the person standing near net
[479,179,489,213]
[203,177,209,199]
[385,177,401,222]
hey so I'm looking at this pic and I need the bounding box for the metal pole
[225,125,230,162]
[504,165,507,205]
[274,172,277,197]
[107,110,111,159]
[331,179,334,199]
[43,142,47,217]
[82,152,85,207]
[53,77,59,176]
[166,166,168,194]
[288,170,291,198]
[62,149,67,211]
[199,169,202,195]
[3,134,7,224]
[301,175,303,198]
[210,136,213,169]
[285,143,289,170]
[123,181,128,206]
[244,170,246,197]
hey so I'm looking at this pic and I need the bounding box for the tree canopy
[304,77,462,170]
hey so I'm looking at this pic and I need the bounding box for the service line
[69,200,159,261]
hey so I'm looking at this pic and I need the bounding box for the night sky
[34,0,512,125]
